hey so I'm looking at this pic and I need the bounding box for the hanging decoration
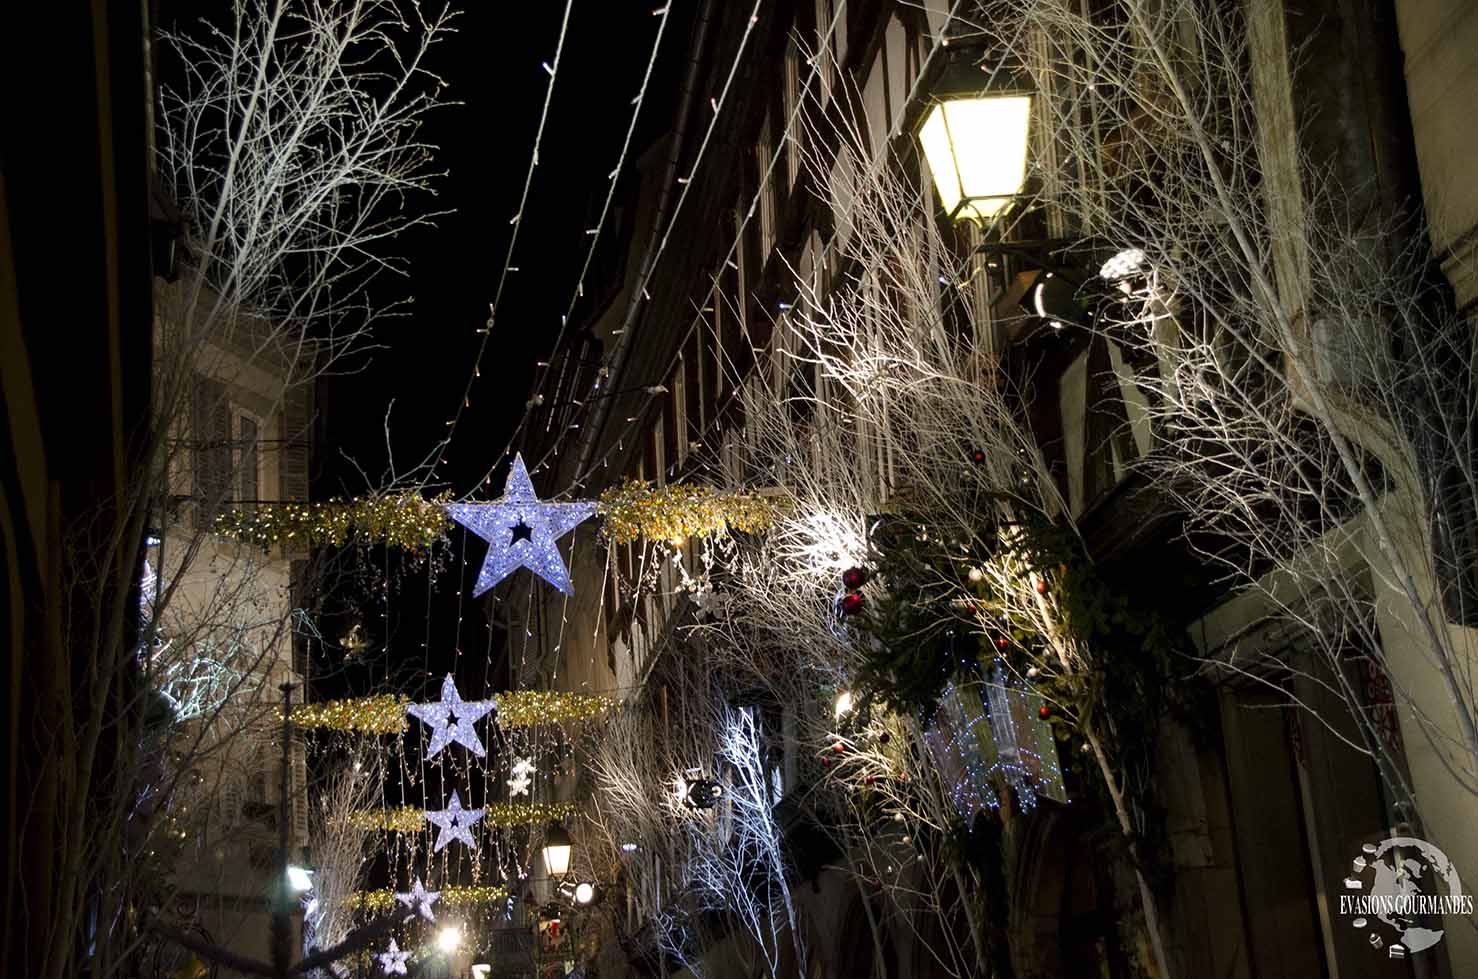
[376,939,411,975]
[507,756,535,798]
[924,668,1066,817]
[426,790,485,852]
[446,453,595,596]
[406,675,497,758]
[495,690,614,728]
[354,883,511,914]
[286,693,409,735]
[982,664,1066,807]
[395,879,440,922]
[598,478,785,545]
[287,689,610,734]
[348,800,580,833]
[214,493,451,551]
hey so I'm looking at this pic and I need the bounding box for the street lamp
[436,925,462,954]
[541,823,573,881]
[286,865,314,893]
[916,60,1033,225]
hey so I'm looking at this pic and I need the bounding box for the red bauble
[1038,704,1051,719]
[833,743,845,754]
[821,758,831,768]
[970,448,986,464]
[840,593,865,616]
[1035,579,1047,595]
[865,775,876,784]
[996,637,1009,650]
[842,566,869,589]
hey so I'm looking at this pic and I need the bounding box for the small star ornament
[506,756,536,797]
[395,878,440,922]
[407,675,497,758]
[376,939,410,975]
[446,454,596,596]
[426,790,484,852]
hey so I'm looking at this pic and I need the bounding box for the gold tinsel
[346,800,580,833]
[347,883,511,913]
[284,690,611,734]
[214,492,451,551]
[497,691,614,728]
[285,693,409,735]
[598,479,785,545]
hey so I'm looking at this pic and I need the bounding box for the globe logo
[1339,836,1474,958]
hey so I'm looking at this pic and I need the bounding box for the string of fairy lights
[278,3,990,962]
[424,0,676,495]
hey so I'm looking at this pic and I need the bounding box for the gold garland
[496,691,614,728]
[348,883,511,913]
[214,493,451,551]
[346,800,580,833]
[598,479,785,545]
[285,691,612,734]
[284,693,409,735]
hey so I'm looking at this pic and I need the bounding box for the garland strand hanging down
[215,493,452,551]
[284,691,613,734]
[598,478,786,545]
[346,800,579,833]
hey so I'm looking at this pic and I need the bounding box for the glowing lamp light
[620,842,638,853]
[834,690,855,720]
[437,925,462,953]
[917,93,1033,224]
[573,882,595,905]
[541,823,573,880]
[472,966,491,979]
[1099,247,1147,280]
[286,865,314,893]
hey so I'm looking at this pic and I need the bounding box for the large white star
[407,675,497,758]
[395,878,440,922]
[446,454,596,596]
[426,789,484,852]
[376,938,410,975]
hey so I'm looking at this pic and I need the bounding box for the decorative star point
[395,878,440,922]
[377,939,410,975]
[406,675,496,758]
[426,789,484,852]
[446,454,596,596]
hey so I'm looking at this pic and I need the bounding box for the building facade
[508,2,1476,978]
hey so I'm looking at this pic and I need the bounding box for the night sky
[294,2,692,700]
[150,0,693,701]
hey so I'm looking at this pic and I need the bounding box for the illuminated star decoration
[395,878,440,922]
[446,454,596,596]
[426,790,484,852]
[407,674,496,758]
[506,756,535,798]
[377,939,410,975]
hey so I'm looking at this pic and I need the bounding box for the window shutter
[192,377,232,511]
[238,414,259,510]
[291,739,308,846]
[280,384,312,502]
